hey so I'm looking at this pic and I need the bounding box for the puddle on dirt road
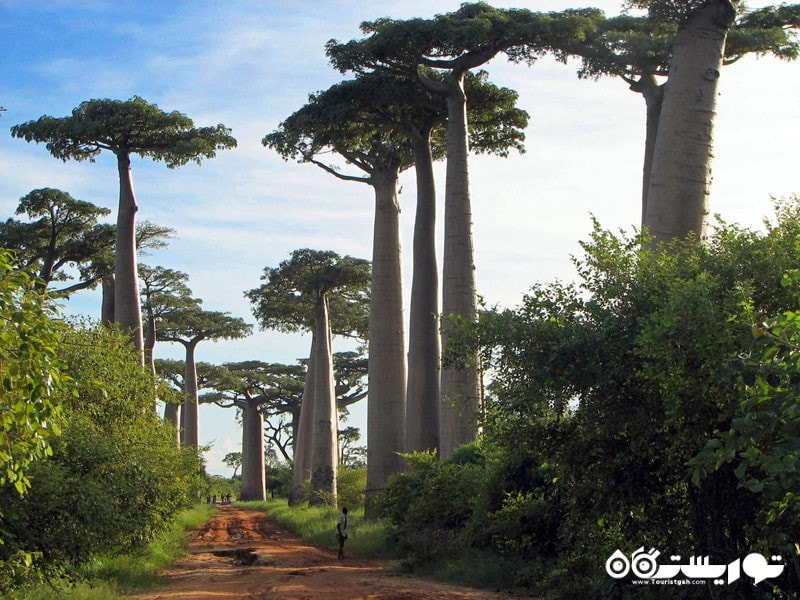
[209,547,259,566]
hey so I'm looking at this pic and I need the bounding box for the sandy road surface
[126,504,529,600]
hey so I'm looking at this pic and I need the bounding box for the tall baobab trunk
[289,338,316,505]
[309,296,338,506]
[114,152,144,361]
[629,75,665,228]
[182,340,200,449]
[164,402,180,444]
[439,72,481,459]
[143,311,160,414]
[144,312,157,376]
[239,399,266,501]
[366,170,407,512]
[644,0,737,244]
[101,275,115,326]
[406,133,440,454]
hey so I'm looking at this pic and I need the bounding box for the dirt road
[127,504,525,600]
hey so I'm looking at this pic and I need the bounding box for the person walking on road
[336,506,348,559]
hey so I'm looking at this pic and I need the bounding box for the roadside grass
[11,504,215,600]
[411,548,535,593]
[235,500,531,595]
[237,499,397,560]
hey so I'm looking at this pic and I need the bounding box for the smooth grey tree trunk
[289,338,316,505]
[406,134,440,454]
[239,399,266,501]
[645,0,736,244]
[144,313,157,377]
[309,296,338,506]
[629,75,665,228]
[164,402,180,444]
[181,340,200,449]
[439,73,481,459]
[114,152,144,361]
[101,275,115,326]
[365,171,407,512]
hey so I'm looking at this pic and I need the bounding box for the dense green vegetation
[374,198,800,598]
[7,504,215,600]
[0,310,207,589]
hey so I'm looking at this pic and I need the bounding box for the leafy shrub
[0,249,68,496]
[337,467,366,509]
[0,325,205,585]
[377,448,486,566]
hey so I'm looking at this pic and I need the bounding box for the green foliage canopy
[0,188,114,294]
[10,96,236,167]
[246,248,371,339]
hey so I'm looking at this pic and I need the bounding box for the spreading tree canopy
[0,188,114,294]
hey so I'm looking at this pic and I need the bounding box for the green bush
[0,248,67,496]
[377,449,485,566]
[0,325,205,586]
[337,467,367,509]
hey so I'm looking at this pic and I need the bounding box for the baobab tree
[139,264,197,377]
[201,361,282,501]
[292,69,526,458]
[265,78,414,504]
[0,188,114,294]
[246,249,369,506]
[577,3,800,230]
[158,306,251,449]
[328,3,601,458]
[11,97,236,357]
[644,1,800,242]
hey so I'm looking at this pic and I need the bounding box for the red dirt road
[127,505,528,600]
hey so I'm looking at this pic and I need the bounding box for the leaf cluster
[246,248,370,338]
[327,3,603,74]
[11,96,237,166]
[0,249,68,496]
[0,188,114,292]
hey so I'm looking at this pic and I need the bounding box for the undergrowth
[237,499,396,560]
[8,504,215,600]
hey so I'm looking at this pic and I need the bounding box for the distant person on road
[336,506,348,559]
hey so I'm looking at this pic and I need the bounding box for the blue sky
[2,1,799,475]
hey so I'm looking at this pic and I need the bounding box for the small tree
[223,452,242,478]
[139,264,197,376]
[11,97,236,357]
[154,358,219,443]
[0,188,114,294]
